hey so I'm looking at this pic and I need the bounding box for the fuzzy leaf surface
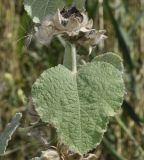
[32,54,125,153]
[92,52,123,71]
[74,0,85,8]
[0,113,22,154]
[24,0,65,23]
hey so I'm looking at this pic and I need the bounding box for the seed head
[35,6,107,47]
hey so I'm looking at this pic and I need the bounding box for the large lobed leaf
[74,0,86,8]
[24,0,65,23]
[92,52,123,71]
[24,0,86,23]
[32,53,125,153]
[0,113,22,155]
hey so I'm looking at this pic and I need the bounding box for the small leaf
[24,0,65,23]
[63,0,73,6]
[0,113,22,155]
[63,0,85,8]
[32,54,125,153]
[74,0,85,8]
[92,52,123,71]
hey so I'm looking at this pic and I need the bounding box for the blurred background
[0,0,144,159]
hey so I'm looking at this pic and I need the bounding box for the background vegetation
[0,0,144,159]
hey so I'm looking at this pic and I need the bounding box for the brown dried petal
[92,30,108,45]
[53,9,67,31]
[80,12,89,27]
[85,19,93,29]
[41,149,60,160]
[35,25,54,45]
[35,16,55,45]
[66,153,82,160]
[78,29,107,47]
[83,154,97,160]
[55,10,83,34]
[66,16,81,31]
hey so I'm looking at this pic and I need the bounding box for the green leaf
[62,0,85,8]
[63,0,73,6]
[74,0,85,8]
[0,113,22,155]
[24,0,65,23]
[63,43,73,71]
[92,52,123,71]
[32,54,125,153]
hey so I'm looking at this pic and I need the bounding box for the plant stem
[103,137,126,160]
[71,44,77,73]
[116,116,144,157]
[63,43,77,73]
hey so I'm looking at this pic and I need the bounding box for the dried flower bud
[78,30,108,47]
[35,6,107,47]
[83,154,97,160]
[35,16,55,45]
[41,149,60,160]
[35,6,91,44]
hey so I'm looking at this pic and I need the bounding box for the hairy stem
[71,44,77,73]
[63,43,77,73]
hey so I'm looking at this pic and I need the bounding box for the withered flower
[35,6,107,47]
[78,29,107,47]
[41,149,60,160]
